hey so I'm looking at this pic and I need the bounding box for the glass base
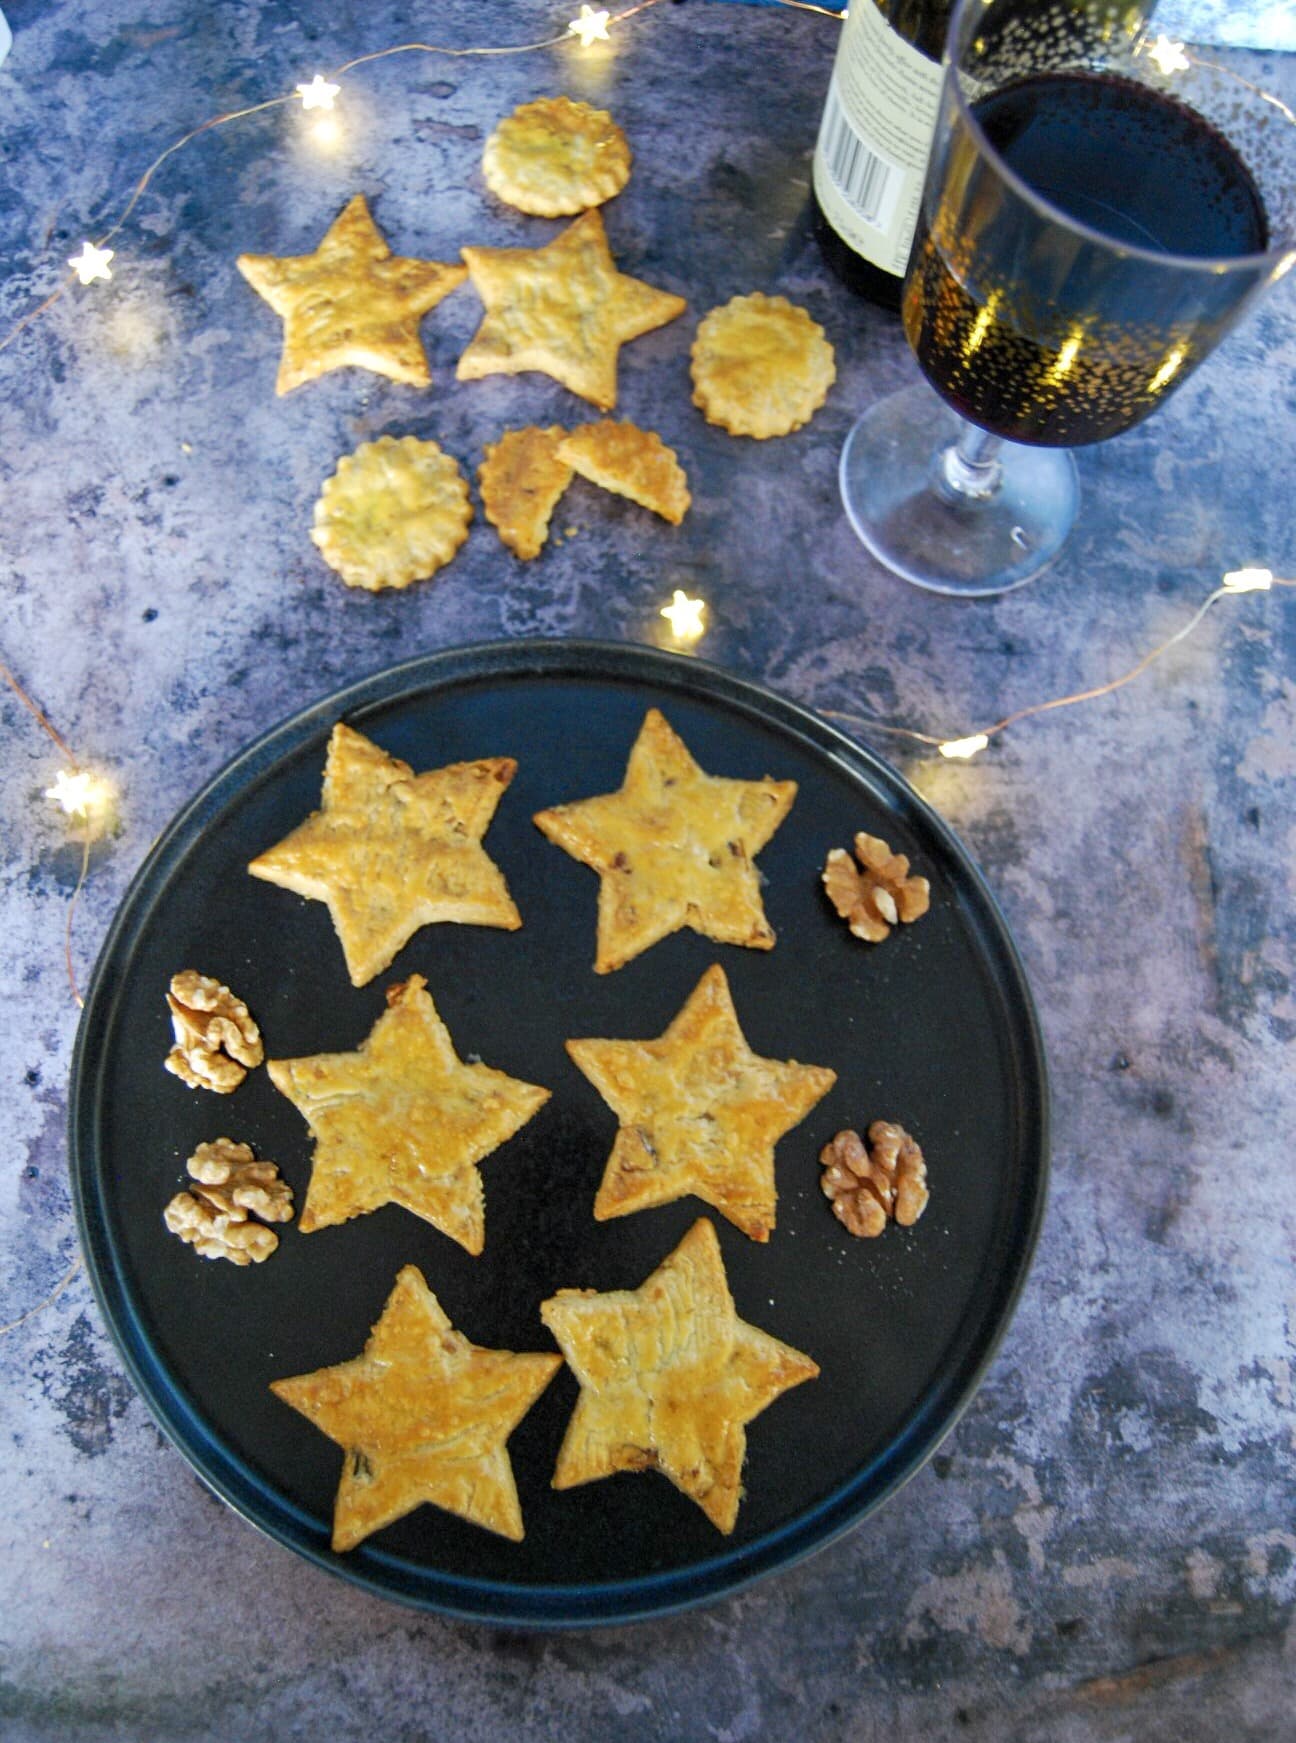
[840,384,1079,598]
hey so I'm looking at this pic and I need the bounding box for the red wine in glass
[902,72,1270,447]
[837,0,1296,596]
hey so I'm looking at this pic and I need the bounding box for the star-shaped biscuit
[457,209,686,410]
[236,194,467,394]
[272,1265,561,1548]
[533,707,797,973]
[541,1218,818,1533]
[267,974,549,1252]
[248,722,522,988]
[568,963,837,1241]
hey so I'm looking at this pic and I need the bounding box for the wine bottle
[811,0,953,310]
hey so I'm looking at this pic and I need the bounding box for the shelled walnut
[819,1123,929,1238]
[822,833,930,943]
[163,1193,280,1265]
[163,970,263,1092]
[163,1137,293,1265]
[186,1138,294,1223]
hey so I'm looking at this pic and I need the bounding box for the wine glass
[839,0,1296,596]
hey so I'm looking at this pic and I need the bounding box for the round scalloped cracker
[478,426,574,560]
[482,96,632,217]
[311,435,472,592]
[691,293,836,439]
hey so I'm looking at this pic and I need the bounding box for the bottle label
[813,2,946,278]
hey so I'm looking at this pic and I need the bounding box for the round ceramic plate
[70,639,1047,1626]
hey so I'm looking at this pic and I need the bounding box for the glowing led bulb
[568,6,612,48]
[1221,567,1274,593]
[296,74,340,110]
[660,589,707,641]
[1146,36,1191,77]
[45,767,119,835]
[938,734,990,761]
[68,242,114,285]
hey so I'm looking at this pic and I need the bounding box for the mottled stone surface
[1,2,1294,1738]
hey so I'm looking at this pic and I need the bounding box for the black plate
[70,639,1048,1626]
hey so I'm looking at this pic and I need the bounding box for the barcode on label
[818,81,902,232]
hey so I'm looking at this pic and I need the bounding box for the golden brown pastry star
[541,1218,819,1533]
[272,1265,561,1549]
[534,707,797,973]
[267,974,549,1252]
[236,194,468,394]
[248,722,522,988]
[568,962,837,1241]
[456,208,686,410]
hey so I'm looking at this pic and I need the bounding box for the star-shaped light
[267,974,550,1252]
[457,208,686,410]
[248,722,520,985]
[1222,566,1274,593]
[568,963,837,1241]
[542,1218,819,1533]
[272,1265,560,1549]
[1145,35,1191,76]
[568,5,612,48]
[45,766,118,835]
[68,242,114,285]
[534,707,797,972]
[295,73,340,110]
[236,194,468,393]
[660,589,707,642]
[938,733,990,760]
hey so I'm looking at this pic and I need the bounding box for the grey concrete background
[1,2,1293,1738]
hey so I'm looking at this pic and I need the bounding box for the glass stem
[938,421,1005,503]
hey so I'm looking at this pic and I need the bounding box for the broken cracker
[478,426,574,559]
[311,434,472,592]
[482,96,632,217]
[541,1218,819,1533]
[458,209,686,411]
[266,974,549,1251]
[567,963,837,1242]
[272,1264,561,1548]
[248,721,521,988]
[533,707,796,973]
[557,421,690,525]
[691,292,836,438]
[236,194,467,394]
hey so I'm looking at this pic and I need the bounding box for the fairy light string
[0,1257,83,1340]
[1,654,117,1008]
[822,570,1295,760]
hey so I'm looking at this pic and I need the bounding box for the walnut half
[822,833,930,943]
[163,1193,280,1265]
[164,970,263,1093]
[819,1123,929,1238]
[163,1137,293,1265]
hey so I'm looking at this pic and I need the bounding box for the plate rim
[69,636,1050,1627]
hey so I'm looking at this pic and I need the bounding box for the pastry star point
[568,962,837,1241]
[534,707,797,972]
[272,1264,561,1548]
[236,193,467,393]
[267,973,549,1252]
[541,1218,818,1532]
[457,209,685,410]
[248,721,522,987]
